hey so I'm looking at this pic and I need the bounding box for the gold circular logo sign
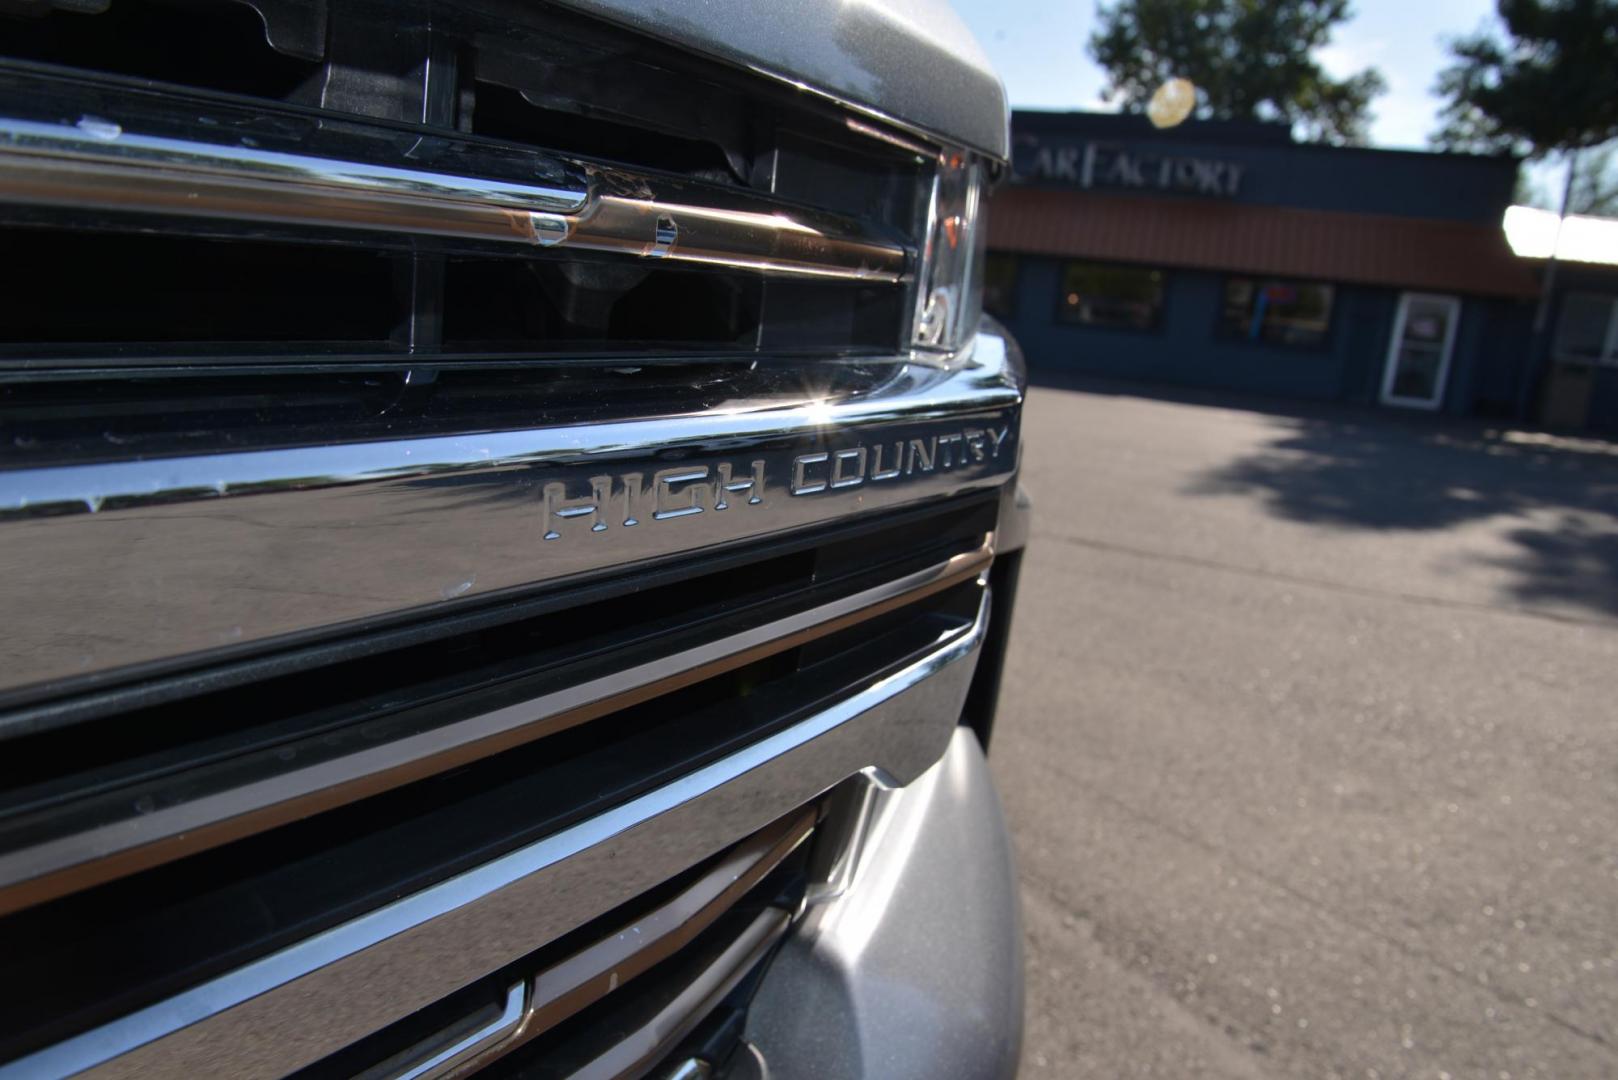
[1147,78,1197,129]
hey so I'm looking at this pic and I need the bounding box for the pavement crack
[1544,1012,1615,1053]
[1017,875,1280,1080]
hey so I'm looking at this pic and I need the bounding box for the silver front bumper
[745,726,1024,1080]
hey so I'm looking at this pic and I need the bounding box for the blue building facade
[985,111,1597,426]
[1526,263,1618,433]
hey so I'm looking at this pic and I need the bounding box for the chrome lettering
[541,425,1012,539]
[831,447,868,489]
[620,471,645,526]
[542,476,611,541]
[653,467,707,520]
[792,452,830,495]
[963,428,988,463]
[712,460,765,510]
[870,441,903,481]
[905,437,936,475]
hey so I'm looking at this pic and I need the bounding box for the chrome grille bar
[363,810,812,1080]
[0,333,1022,704]
[562,908,791,1080]
[0,117,591,213]
[364,981,526,1080]
[434,809,815,1079]
[0,117,908,282]
[0,586,989,1080]
[523,809,813,1044]
[0,542,988,916]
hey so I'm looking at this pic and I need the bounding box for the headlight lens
[910,152,987,356]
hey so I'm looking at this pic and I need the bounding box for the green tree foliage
[1088,0,1386,144]
[1519,145,1618,214]
[1568,145,1618,215]
[1432,0,1618,156]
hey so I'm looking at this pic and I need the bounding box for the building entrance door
[1380,293,1460,409]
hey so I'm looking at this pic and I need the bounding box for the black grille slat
[0,0,930,365]
[0,496,991,867]
[0,561,983,1063]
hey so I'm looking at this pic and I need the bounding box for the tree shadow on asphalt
[1189,417,1618,616]
[1032,370,1618,619]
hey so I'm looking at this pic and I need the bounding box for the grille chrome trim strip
[0,332,1022,705]
[370,981,526,1080]
[561,194,906,281]
[521,808,814,1044]
[0,542,987,916]
[0,117,590,214]
[0,117,907,281]
[372,810,809,1080]
[563,907,791,1080]
[0,586,989,1080]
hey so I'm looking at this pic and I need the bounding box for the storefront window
[983,253,1019,319]
[1221,278,1335,347]
[1056,262,1165,330]
[1553,293,1618,365]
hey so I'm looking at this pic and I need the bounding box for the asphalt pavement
[992,375,1618,1080]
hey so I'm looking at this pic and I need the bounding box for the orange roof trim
[988,188,1540,299]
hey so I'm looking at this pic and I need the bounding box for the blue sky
[951,0,1499,150]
